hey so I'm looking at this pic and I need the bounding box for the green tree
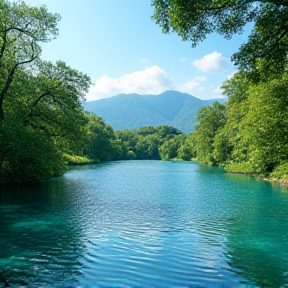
[0,120,66,183]
[0,1,92,184]
[232,73,288,174]
[159,134,186,161]
[83,114,122,162]
[213,71,251,165]
[0,0,60,122]
[155,125,182,139]
[152,0,288,73]
[136,134,160,159]
[116,130,140,159]
[193,102,227,164]
[177,134,196,161]
[116,125,185,160]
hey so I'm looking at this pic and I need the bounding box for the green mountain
[83,90,226,134]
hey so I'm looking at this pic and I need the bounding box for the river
[0,160,288,287]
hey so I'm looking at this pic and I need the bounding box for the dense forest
[1,0,288,184]
[116,126,185,161]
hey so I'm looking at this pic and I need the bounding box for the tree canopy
[116,125,185,161]
[152,0,288,72]
[0,0,61,122]
[0,1,94,183]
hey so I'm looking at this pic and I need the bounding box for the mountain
[83,90,226,134]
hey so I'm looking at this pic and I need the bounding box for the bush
[270,162,288,180]
[225,162,255,173]
[63,154,98,165]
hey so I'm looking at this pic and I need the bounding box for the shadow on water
[182,163,288,287]
[0,178,88,287]
[222,174,288,287]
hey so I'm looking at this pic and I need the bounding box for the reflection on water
[0,160,288,287]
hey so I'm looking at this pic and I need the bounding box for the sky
[19,0,251,101]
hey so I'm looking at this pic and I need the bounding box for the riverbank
[190,157,288,185]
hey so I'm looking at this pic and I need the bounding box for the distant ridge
[83,90,226,134]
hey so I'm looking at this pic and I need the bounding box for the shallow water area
[1,160,288,287]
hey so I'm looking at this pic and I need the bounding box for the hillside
[83,90,226,134]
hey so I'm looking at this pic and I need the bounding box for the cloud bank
[178,76,206,95]
[86,65,226,101]
[86,65,173,101]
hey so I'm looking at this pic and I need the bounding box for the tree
[136,134,160,159]
[0,1,93,184]
[231,72,288,173]
[116,125,185,160]
[83,114,122,162]
[159,134,186,160]
[23,60,91,139]
[152,0,288,73]
[155,125,182,139]
[193,102,227,164]
[177,134,196,161]
[0,120,66,183]
[0,0,61,122]
[213,71,251,165]
[116,130,140,158]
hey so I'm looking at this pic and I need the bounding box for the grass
[63,154,100,165]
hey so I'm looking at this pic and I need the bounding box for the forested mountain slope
[83,90,226,134]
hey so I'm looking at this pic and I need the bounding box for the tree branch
[27,92,54,118]
[274,24,288,45]
[0,31,7,63]
[0,45,37,122]
[25,120,60,137]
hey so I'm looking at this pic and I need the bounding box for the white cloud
[192,51,230,73]
[180,57,188,62]
[140,58,148,63]
[86,65,173,101]
[177,76,206,95]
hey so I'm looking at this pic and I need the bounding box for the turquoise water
[0,160,288,287]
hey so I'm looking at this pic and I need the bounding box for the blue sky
[22,0,251,101]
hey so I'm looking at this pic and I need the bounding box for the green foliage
[0,121,66,183]
[116,125,185,160]
[0,1,109,184]
[191,102,227,164]
[136,134,161,160]
[270,162,288,181]
[63,154,98,166]
[177,134,196,161]
[152,0,288,74]
[225,162,255,174]
[82,113,122,162]
[233,72,288,173]
[176,68,288,181]
[159,134,186,161]
[0,0,61,121]
[152,1,288,181]
[126,150,137,160]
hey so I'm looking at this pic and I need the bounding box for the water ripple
[1,161,288,287]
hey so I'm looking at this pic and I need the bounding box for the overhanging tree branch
[0,45,37,122]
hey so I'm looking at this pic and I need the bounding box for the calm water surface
[0,161,288,287]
